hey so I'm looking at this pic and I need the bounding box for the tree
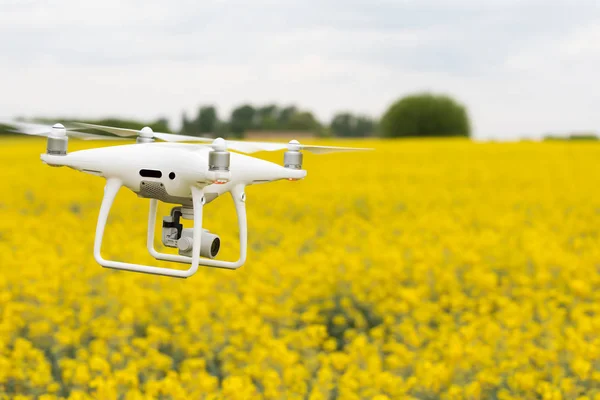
[331,113,353,137]
[287,111,320,131]
[278,106,297,129]
[215,121,230,137]
[180,112,194,136]
[230,104,256,137]
[255,104,279,130]
[330,113,375,137]
[0,123,13,135]
[198,106,218,135]
[355,116,375,137]
[151,118,171,133]
[380,93,470,138]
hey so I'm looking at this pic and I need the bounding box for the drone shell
[40,142,307,200]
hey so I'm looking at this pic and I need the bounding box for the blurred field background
[1,137,600,399]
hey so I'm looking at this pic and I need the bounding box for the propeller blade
[70,122,214,143]
[151,135,284,153]
[41,121,374,152]
[67,131,127,141]
[1,121,50,137]
[216,141,373,154]
[153,132,214,143]
[299,145,374,154]
[0,120,125,140]
[68,122,140,137]
[223,141,287,153]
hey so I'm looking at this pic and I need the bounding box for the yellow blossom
[0,138,599,398]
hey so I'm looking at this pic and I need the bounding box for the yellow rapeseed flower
[0,138,599,397]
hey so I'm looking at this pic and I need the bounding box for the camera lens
[211,237,221,257]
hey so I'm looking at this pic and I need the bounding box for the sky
[0,0,598,140]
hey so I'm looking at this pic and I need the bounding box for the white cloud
[559,22,600,59]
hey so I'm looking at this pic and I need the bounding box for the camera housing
[177,229,220,259]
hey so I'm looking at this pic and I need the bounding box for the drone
[3,120,372,278]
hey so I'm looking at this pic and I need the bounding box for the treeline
[543,133,598,141]
[1,104,377,139]
[179,104,376,138]
[2,93,479,139]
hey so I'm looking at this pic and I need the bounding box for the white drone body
[5,120,371,278]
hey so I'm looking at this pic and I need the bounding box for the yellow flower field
[0,137,600,399]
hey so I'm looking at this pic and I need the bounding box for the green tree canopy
[180,112,194,136]
[198,106,218,135]
[380,93,470,138]
[278,106,297,128]
[230,104,256,137]
[255,104,279,130]
[330,113,376,137]
[287,111,320,131]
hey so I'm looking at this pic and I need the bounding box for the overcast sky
[0,0,598,140]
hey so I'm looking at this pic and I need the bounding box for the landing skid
[93,179,247,278]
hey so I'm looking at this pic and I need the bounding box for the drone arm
[147,184,247,270]
[94,178,204,278]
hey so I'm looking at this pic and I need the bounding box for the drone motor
[208,137,230,184]
[284,139,303,170]
[137,126,155,144]
[46,123,68,156]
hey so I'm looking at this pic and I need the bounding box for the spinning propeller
[2,119,372,170]
[0,120,123,140]
[69,122,373,155]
